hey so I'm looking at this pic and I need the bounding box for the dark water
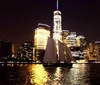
[0,64,100,85]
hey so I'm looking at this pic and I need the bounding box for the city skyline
[0,0,100,50]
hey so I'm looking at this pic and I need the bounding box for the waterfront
[0,64,100,85]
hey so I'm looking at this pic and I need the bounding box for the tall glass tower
[53,0,62,41]
[53,0,62,58]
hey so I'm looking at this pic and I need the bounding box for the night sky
[0,0,100,51]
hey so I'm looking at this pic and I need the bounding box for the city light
[28,65,49,85]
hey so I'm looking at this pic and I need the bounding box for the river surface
[0,63,100,85]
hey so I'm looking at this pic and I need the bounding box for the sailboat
[43,37,57,66]
[43,37,74,67]
[57,40,74,67]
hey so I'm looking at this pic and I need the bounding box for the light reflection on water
[26,64,91,85]
[67,64,90,85]
[27,64,49,85]
[1,64,100,85]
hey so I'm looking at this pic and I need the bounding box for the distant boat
[43,37,74,67]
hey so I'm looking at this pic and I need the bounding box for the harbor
[0,0,100,85]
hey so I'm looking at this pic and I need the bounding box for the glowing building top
[34,23,50,50]
[53,0,62,41]
[38,23,51,28]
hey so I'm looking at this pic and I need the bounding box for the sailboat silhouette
[43,37,74,67]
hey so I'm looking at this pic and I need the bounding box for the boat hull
[43,63,72,67]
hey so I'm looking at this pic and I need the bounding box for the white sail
[43,37,57,63]
[58,40,65,61]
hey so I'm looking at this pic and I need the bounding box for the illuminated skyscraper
[66,32,77,47]
[94,41,100,60]
[34,23,50,61]
[53,0,62,57]
[76,35,86,47]
[34,23,50,50]
[53,0,62,41]
[62,30,69,45]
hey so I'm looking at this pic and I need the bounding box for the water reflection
[0,64,100,85]
[67,64,91,85]
[27,64,49,85]
[54,67,62,80]
[52,67,64,85]
[26,64,91,85]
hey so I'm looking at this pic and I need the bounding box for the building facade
[34,23,50,61]
[0,40,13,60]
[66,32,77,47]
[61,30,69,45]
[94,41,100,60]
[76,35,86,47]
[53,0,62,42]
[17,41,33,61]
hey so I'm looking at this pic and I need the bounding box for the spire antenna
[57,0,59,10]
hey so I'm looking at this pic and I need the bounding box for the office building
[66,32,77,47]
[94,41,100,60]
[53,0,62,42]
[76,35,86,47]
[62,30,69,45]
[34,23,50,61]
[17,41,33,60]
[0,40,13,60]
